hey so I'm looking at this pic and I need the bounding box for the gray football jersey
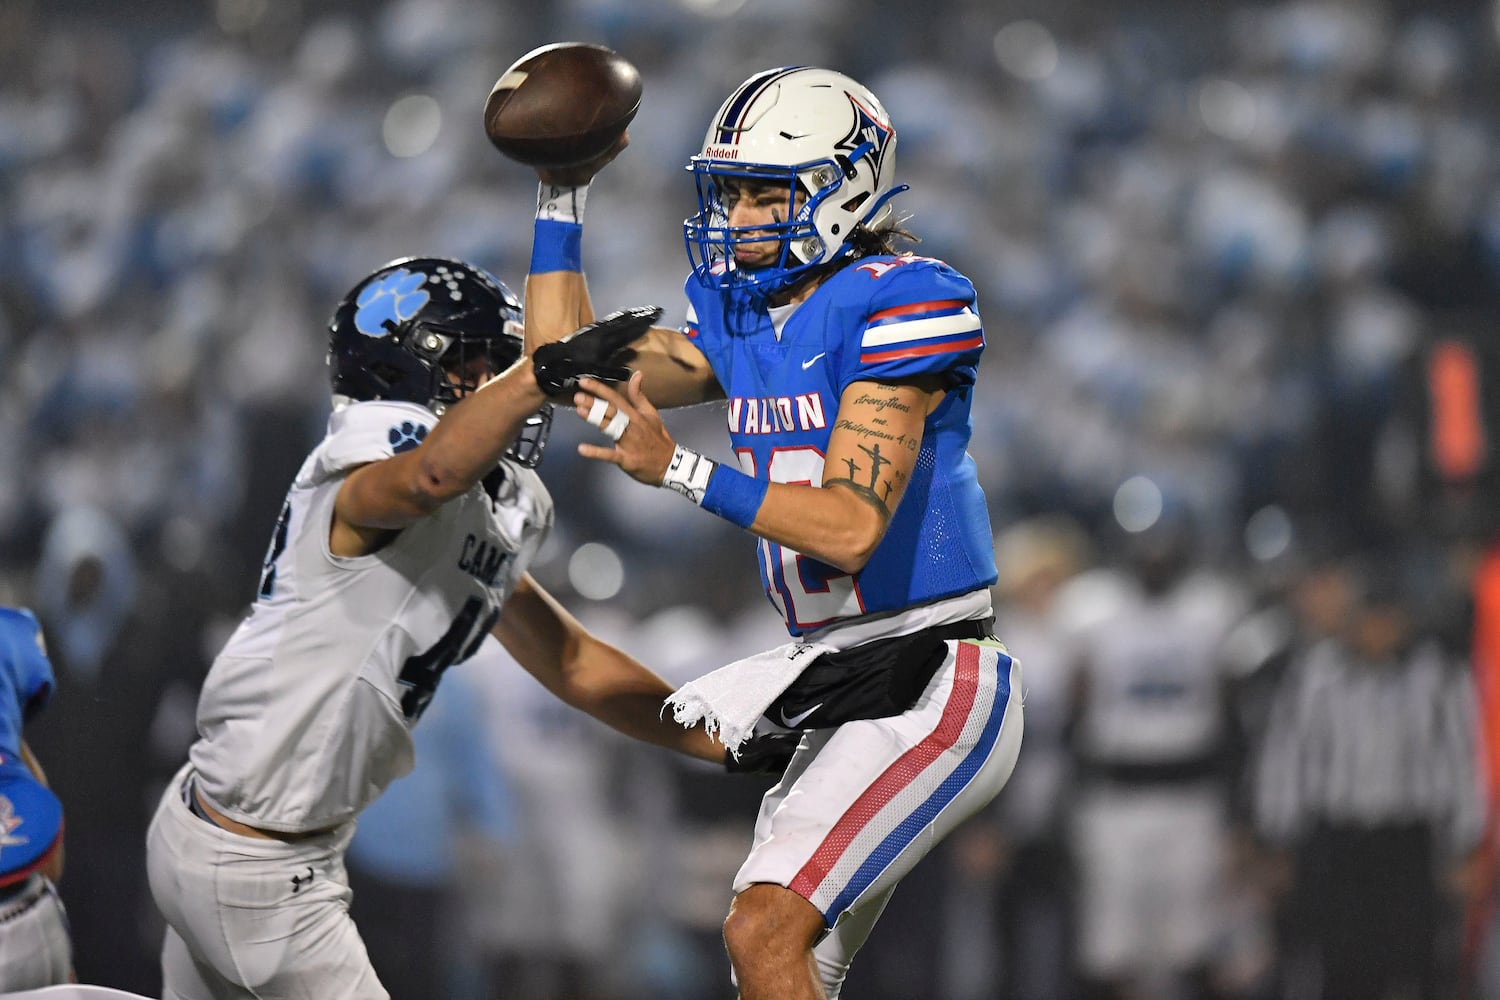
[189,400,552,833]
[1073,571,1245,765]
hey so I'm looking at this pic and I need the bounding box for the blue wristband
[530,218,582,273]
[701,464,768,530]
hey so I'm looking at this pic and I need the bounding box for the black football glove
[531,305,663,396]
[724,730,802,778]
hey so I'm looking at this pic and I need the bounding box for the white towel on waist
[667,640,834,755]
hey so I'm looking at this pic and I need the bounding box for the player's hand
[724,730,802,778]
[532,305,661,397]
[535,132,629,187]
[574,371,677,485]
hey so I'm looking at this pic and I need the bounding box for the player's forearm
[731,378,930,569]
[748,482,887,574]
[524,173,720,407]
[522,270,593,353]
[656,447,887,573]
[585,686,725,763]
[497,579,722,764]
[341,359,548,529]
[411,358,548,496]
[522,179,597,354]
[561,639,723,763]
[630,328,724,409]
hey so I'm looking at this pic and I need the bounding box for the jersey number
[257,500,292,599]
[398,597,498,721]
[739,447,863,629]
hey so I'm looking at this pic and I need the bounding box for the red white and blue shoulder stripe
[861,297,983,364]
[837,257,985,383]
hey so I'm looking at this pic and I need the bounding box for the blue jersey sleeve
[0,608,54,755]
[833,257,984,391]
[680,275,733,378]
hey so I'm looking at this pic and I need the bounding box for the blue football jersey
[0,609,62,879]
[0,608,55,756]
[682,255,998,635]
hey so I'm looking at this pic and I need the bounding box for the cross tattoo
[857,443,891,489]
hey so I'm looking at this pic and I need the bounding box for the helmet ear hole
[368,362,406,395]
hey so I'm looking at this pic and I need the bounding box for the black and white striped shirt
[1254,636,1484,856]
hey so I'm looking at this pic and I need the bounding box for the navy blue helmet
[328,256,550,467]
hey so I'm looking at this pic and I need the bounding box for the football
[483,42,642,168]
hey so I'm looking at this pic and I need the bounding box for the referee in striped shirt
[1254,560,1485,1000]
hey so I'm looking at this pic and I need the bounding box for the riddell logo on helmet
[705,147,739,159]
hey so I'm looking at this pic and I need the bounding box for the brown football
[483,42,642,167]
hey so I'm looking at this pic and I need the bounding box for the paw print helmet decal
[328,256,550,467]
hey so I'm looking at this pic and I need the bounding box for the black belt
[0,875,37,905]
[768,616,998,730]
[927,617,996,642]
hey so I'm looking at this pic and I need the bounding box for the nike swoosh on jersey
[780,702,824,728]
[801,352,827,370]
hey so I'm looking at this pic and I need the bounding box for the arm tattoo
[833,418,920,453]
[826,444,908,519]
[857,442,892,489]
[852,392,913,415]
[825,383,922,519]
[823,477,894,522]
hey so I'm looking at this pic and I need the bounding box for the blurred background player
[462,636,641,1000]
[0,606,73,991]
[518,66,1022,1000]
[937,514,1094,1000]
[1064,510,1254,1000]
[144,256,728,1000]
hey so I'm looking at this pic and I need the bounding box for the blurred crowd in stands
[3,0,1500,996]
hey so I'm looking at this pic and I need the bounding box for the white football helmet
[683,66,907,295]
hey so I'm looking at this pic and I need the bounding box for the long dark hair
[845,219,920,259]
[789,220,919,297]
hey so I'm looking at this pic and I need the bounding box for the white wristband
[537,183,589,223]
[660,445,716,505]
